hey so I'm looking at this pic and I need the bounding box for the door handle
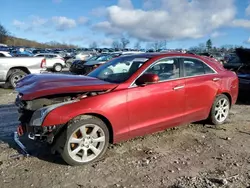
[212,78,220,82]
[173,85,185,90]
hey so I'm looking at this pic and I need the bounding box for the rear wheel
[210,94,230,125]
[59,116,110,166]
[8,69,27,88]
[53,63,63,72]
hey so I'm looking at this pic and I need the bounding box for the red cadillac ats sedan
[15,53,238,166]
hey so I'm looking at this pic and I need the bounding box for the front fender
[42,90,129,143]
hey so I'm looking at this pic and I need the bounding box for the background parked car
[70,53,121,75]
[0,56,45,88]
[65,52,95,68]
[224,48,250,93]
[0,51,12,57]
[70,51,144,75]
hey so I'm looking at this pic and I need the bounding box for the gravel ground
[0,88,250,188]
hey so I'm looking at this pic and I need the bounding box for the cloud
[94,0,236,41]
[51,16,77,31]
[118,0,133,9]
[13,16,80,32]
[78,16,89,24]
[90,7,107,17]
[13,20,25,29]
[30,16,47,27]
[211,31,226,38]
[92,21,123,36]
[232,19,250,28]
[142,0,159,10]
[244,37,250,44]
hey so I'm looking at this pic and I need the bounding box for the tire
[210,94,230,125]
[59,116,110,166]
[8,69,27,88]
[53,63,63,72]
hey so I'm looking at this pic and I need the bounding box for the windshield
[88,56,149,83]
[87,55,99,61]
[96,55,112,61]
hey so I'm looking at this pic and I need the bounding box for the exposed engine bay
[17,91,107,111]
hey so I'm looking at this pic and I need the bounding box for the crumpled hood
[16,74,118,100]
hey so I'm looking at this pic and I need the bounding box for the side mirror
[135,73,159,86]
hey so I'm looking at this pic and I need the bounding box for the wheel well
[6,67,30,80]
[54,63,63,67]
[86,113,114,144]
[68,113,114,144]
[221,92,232,107]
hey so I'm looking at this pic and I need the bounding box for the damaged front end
[15,94,76,143]
[15,91,107,143]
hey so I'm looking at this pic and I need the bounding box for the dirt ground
[0,88,250,188]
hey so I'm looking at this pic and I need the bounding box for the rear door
[180,57,221,122]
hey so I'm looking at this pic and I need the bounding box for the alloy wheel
[67,124,106,163]
[214,98,229,123]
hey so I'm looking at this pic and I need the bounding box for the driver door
[127,58,186,138]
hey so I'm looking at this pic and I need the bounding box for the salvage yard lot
[0,89,250,188]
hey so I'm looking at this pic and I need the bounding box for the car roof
[117,52,203,59]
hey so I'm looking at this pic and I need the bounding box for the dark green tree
[206,39,212,52]
[0,23,9,44]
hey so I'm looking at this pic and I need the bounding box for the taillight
[41,59,46,68]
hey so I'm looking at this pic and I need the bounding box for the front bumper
[14,131,30,157]
[29,68,48,74]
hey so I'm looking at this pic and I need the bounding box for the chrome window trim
[129,56,218,88]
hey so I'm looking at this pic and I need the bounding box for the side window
[145,58,180,81]
[36,55,43,57]
[204,63,215,74]
[183,58,215,77]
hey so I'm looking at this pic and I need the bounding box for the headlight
[30,100,78,126]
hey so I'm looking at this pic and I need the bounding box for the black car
[224,48,250,93]
[70,54,121,75]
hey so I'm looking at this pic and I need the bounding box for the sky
[2,0,250,49]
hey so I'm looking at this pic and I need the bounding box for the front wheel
[210,94,230,125]
[60,116,110,166]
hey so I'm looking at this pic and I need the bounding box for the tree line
[0,23,78,49]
